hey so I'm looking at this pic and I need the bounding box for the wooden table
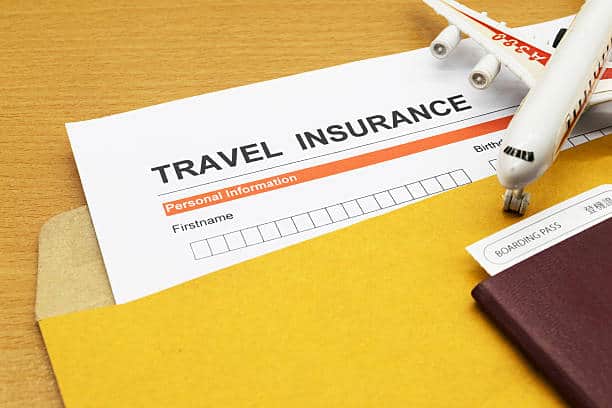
[0,1,583,405]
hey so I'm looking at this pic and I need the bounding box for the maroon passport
[472,218,612,408]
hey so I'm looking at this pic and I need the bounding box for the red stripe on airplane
[444,2,552,66]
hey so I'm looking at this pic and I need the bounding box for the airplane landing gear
[503,188,530,215]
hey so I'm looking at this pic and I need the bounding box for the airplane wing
[423,0,553,88]
[588,64,612,107]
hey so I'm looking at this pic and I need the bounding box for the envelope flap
[36,206,115,321]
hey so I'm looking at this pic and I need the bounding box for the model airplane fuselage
[423,0,612,214]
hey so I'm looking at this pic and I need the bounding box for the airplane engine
[430,25,461,59]
[469,54,501,89]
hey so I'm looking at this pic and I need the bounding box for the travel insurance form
[67,17,611,303]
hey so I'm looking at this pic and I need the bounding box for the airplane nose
[497,156,535,190]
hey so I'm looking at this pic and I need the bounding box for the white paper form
[67,16,612,303]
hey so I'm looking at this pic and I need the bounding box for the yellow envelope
[37,136,611,407]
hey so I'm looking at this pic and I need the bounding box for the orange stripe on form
[602,68,612,80]
[162,116,513,216]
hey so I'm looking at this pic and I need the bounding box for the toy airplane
[423,0,612,214]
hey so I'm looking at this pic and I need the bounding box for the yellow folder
[37,136,611,407]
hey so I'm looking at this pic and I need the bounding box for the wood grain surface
[0,1,583,406]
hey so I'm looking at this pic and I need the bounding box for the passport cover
[37,136,611,407]
[472,218,612,408]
